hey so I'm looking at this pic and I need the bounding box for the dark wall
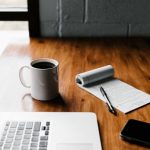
[39,0,150,37]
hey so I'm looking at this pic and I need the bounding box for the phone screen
[120,119,150,146]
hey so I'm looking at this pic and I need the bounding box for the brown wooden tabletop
[0,35,150,150]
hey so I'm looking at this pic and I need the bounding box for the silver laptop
[0,112,102,150]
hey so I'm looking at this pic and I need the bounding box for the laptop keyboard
[0,121,50,150]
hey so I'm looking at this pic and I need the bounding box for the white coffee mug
[19,58,59,101]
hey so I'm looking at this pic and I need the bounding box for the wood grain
[0,37,150,150]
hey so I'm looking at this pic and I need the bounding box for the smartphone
[120,119,150,147]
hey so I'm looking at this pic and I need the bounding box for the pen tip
[109,109,117,116]
[113,111,117,116]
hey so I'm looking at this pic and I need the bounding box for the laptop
[0,112,102,150]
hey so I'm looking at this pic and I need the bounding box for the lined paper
[76,65,150,113]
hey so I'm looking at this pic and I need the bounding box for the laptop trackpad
[56,143,93,150]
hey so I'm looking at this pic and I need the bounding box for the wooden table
[0,36,150,150]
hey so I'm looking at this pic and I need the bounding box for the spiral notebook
[75,65,150,113]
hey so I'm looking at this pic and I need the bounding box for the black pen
[100,86,117,115]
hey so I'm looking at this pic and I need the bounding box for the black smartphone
[120,119,150,147]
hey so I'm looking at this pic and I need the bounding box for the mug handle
[19,66,31,88]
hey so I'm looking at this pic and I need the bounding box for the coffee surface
[32,62,55,69]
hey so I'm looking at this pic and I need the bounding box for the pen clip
[100,86,105,96]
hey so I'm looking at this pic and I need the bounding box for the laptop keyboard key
[46,122,50,126]
[1,136,5,141]
[26,122,33,129]
[5,138,13,143]
[19,122,25,126]
[30,148,37,150]
[9,128,16,133]
[7,133,15,138]
[12,147,20,150]
[15,135,22,140]
[0,142,3,146]
[45,131,49,135]
[40,136,48,141]
[32,132,39,136]
[4,143,11,149]
[31,137,39,142]
[5,122,10,126]
[34,122,41,131]
[31,143,38,147]
[25,129,32,134]
[2,131,7,136]
[21,146,28,150]
[18,126,24,130]
[4,126,9,131]
[16,130,23,135]
[22,139,30,145]
[24,134,31,139]
[10,122,18,128]
[13,140,21,146]
[39,141,48,147]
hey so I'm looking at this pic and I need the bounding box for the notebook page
[76,78,150,113]
[76,65,150,113]
[102,79,150,113]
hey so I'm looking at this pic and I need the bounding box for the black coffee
[32,62,55,69]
